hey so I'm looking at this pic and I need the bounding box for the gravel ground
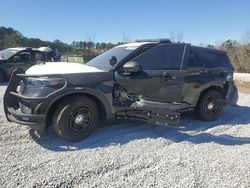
[1,85,250,188]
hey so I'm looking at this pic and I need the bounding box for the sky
[1,0,250,45]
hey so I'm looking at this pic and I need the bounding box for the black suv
[4,39,238,141]
[0,47,58,81]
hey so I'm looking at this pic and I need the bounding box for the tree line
[218,39,250,73]
[0,27,120,56]
[0,26,250,73]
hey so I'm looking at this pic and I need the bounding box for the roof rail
[135,38,171,43]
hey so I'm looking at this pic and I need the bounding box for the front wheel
[53,96,99,142]
[195,90,223,121]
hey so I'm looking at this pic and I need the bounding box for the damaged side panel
[113,83,181,126]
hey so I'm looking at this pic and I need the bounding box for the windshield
[87,46,136,71]
[0,49,19,60]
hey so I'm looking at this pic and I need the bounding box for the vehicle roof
[116,39,172,48]
[37,47,53,52]
[115,42,157,48]
[117,40,226,55]
[7,46,52,52]
[8,47,28,51]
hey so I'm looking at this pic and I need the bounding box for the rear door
[182,47,230,106]
[182,47,211,105]
[201,50,233,82]
[115,43,186,103]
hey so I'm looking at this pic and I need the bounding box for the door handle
[200,68,208,74]
[163,73,176,81]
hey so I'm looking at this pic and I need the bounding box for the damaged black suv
[4,39,238,141]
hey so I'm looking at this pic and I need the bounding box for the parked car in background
[0,47,60,81]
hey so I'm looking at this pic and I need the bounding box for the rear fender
[193,82,225,107]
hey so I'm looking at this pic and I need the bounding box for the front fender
[41,87,114,120]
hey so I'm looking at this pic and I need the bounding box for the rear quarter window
[202,51,232,69]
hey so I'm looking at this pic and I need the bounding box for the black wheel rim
[204,96,221,115]
[69,106,93,133]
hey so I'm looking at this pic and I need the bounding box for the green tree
[222,39,238,50]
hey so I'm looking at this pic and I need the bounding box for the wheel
[0,69,5,82]
[195,90,223,121]
[53,96,99,142]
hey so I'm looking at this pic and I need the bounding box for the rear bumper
[4,71,47,133]
[225,81,238,106]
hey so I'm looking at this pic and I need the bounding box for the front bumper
[6,107,46,133]
[4,71,48,133]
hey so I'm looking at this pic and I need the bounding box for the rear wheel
[53,96,99,142]
[195,90,223,121]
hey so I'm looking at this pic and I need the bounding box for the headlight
[27,77,65,89]
[23,77,66,97]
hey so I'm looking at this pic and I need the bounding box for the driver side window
[133,44,185,70]
[13,51,31,62]
[133,45,167,70]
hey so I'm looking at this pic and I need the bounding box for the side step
[115,99,183,126]
[116,110,180,126]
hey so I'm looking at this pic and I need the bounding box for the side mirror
[110,56,117,66]
[123,61,142,73]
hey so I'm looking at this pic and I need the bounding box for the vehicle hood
[25,62,105,75]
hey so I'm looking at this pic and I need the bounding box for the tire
[53,96,99,142]
[195,90,223,121]
[0,69,5,82]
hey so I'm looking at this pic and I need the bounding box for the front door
[8,51,33,74]
[114,43,186,104]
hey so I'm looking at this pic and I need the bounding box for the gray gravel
[1,85,250,188]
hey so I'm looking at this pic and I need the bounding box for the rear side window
[167,45,185,70]
[202,51,231,69]
[32,52,46,61]
[187,49,204,67]
[134,44,185,70]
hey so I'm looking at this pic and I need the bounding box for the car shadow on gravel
[29,105,250,151]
